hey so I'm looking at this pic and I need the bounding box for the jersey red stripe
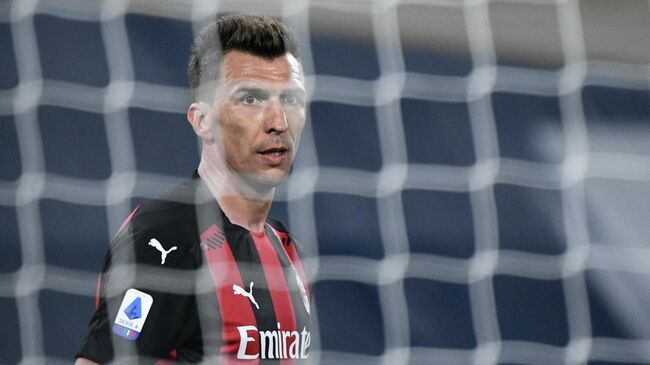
[94,273,102,309]
[251,230,296,365]
[113,205,140,240]
[153,349,176,365]
[202,224,259,365]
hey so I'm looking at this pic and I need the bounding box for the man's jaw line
[198,158,284,201]
[198,160,285,232]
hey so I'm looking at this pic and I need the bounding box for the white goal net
[1,0,649,364]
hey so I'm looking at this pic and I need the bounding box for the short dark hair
[188,14,298,102]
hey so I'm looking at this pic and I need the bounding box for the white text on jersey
[237,323,310,360]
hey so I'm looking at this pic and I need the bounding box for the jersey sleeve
[77,212,201,364]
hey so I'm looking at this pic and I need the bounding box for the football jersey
[77,172,311,364]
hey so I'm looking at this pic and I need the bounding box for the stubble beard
[234,168,288,198]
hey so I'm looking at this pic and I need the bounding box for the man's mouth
[259,147,289,155]
[258,146,290,164]
[262,150,285,156]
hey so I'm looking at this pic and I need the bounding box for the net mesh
[1,0,650,364]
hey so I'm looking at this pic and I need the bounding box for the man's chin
[237,170,288,194]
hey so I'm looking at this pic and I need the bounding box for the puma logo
[233,282,259,310]
[147,238,177,265]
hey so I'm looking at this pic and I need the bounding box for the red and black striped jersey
[77,172,311,364]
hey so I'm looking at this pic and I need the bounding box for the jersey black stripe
[193,188,226,361]
[193,254,223,361]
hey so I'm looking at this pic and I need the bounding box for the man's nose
[265,101,289,134]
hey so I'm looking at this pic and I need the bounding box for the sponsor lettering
[237,323,310,360]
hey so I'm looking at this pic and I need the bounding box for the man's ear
[187,102,214,143]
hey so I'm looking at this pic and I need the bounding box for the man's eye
[241,95,257,105]
[282,94,300,105]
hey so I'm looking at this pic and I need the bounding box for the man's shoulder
[110,178,204,269]
[133,177,201,227]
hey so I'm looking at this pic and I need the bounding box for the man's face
[207,51,306,190]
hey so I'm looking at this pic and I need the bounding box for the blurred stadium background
[1,0,649,364]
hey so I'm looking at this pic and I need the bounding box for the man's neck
[217,194,271,233]
[198,161,274,233]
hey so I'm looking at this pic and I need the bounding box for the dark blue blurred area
[0,298,21,364]
[35,15,110,87]
[492,93,565,164]
[402,189,474,258]
[0,114,22,181]
[495,184,566,255]
[583,86,650,123]
[494,275,569,346]
[1,13,649,364]
[0,205,22,273]
[314,281,385,355]
[586,269,650,340]
[310,36,380,80]
[402,46,473,76]
[125,15,194,87]
[39,291,92,360]
[401,98,475,166]
[314,193,384,259]
[310,102,382,171]
[405,279,476,348]
[38,106,112,180]
[0,23,18,89]
[129,108,198,176]
[40,199,109,271]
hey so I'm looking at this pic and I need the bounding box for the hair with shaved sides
[188,13,299,103]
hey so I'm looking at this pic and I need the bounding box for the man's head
[188,14,298,103]
[187,14,306,195]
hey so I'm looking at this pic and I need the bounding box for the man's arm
[76,208,201,363]
[75,357,100,365]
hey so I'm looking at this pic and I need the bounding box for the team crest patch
[112,288,153,340]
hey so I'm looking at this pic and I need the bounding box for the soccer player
[75,14,311,364]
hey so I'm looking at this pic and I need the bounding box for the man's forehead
[220,51,304,87]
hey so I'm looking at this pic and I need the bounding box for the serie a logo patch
[112,288,153,340]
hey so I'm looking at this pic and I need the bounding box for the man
[76,14,311,364]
